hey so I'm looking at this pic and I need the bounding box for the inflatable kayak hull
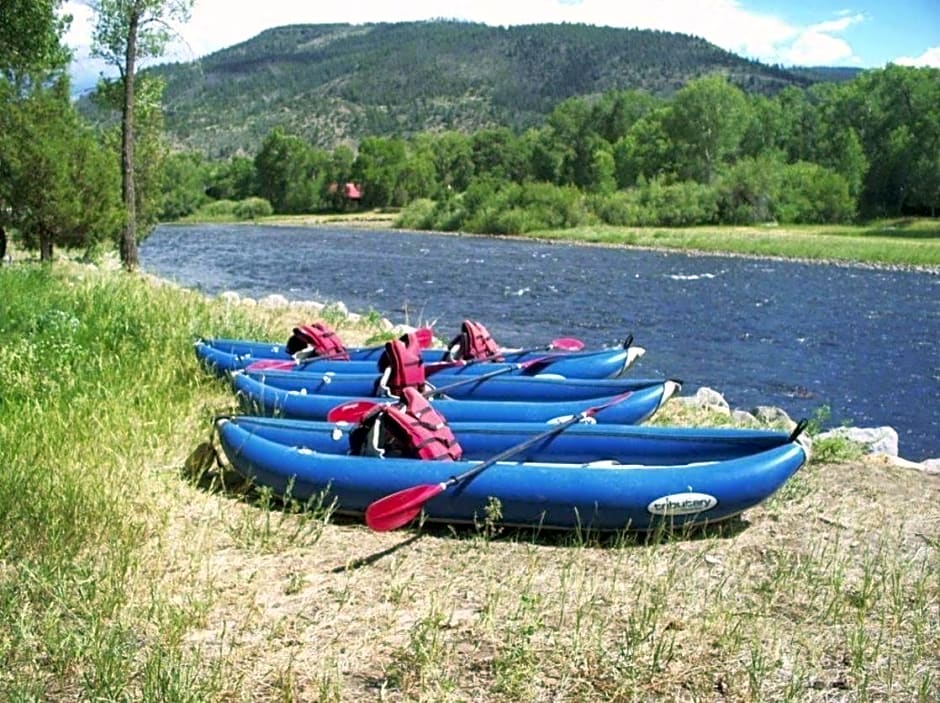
[215,418,808,531]
[194,339,642,380]
[231,372,679,424]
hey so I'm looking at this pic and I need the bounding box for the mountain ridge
[131,21,853,156]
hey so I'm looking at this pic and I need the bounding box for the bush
[196,199,238,217]
[396,198,437,229]
[716,155,783,224]
[233,197,273,220]
[775,162,856,224]
[590,191,644,226]
[591,179,718,227]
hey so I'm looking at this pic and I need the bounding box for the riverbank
[1,257,938,700]
[227,212,940,272]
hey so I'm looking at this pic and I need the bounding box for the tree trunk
[119,10,139,271]
[40,230,53,262]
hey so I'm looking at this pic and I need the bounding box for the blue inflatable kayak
[195,339,644,380]
[231,371,680,424]
[215,416,809,531]
[223,414,807,465]
[240,367,675,403]
[198,333,607,365]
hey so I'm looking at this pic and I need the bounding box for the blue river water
[140,224,940,461]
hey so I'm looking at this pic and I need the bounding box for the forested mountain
[142,21,815,156]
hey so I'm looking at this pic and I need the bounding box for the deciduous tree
[90,0,193,270]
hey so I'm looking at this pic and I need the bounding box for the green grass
[1,258,937,701]
[525,218,940,269]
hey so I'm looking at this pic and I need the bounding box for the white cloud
[894,46,940,68]
[776,13,864,66]
[782,29,857,66]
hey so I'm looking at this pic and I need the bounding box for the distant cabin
[328,182,362,202]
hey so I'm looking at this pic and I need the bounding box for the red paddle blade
[414,326,434,348]
[326,400,382,423]
[245,359,295,371]
[365,483,445,531]
[550,337,585,352]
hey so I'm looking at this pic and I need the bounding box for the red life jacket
[449,319,502,361]
[286,321,349,359]
[379,388,463,461]
[378,336,426,396]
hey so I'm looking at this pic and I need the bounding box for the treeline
[162,66,940,234]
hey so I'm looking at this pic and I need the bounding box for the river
[140,224,940,461]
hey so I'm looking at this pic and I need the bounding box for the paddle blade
[326,400,381,423]
[550,337,585,352]
[365,483,445,531]
[245,359,295,371]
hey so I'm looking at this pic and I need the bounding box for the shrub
[396,198,437,229]
[716,155,784,224]
[774,162,856,224]
[233,197,273,220]
[197,199,238,218]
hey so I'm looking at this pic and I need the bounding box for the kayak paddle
[363,391,635,532]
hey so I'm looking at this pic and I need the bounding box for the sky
[63,0,940,93]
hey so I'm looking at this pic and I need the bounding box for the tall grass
[0,263,268,699]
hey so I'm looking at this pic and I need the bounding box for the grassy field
[1,257,937,701]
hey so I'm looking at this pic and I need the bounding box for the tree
[254,128,324,213]
[161,150,207,219]
[663,75,750,183]
[352,137,409,208]
[206,155,256,202]
[428,131,475,193]
[91,0,193,270]
[838,65,940,215]
[0,0,70,81]
[0,80,121,260]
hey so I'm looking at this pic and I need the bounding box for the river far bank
[1,246,938,701]
[180,211,940,273]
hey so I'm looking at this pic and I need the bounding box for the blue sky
[63,0,940,92]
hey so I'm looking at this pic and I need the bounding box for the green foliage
[161,150,208,219]
[0,0,71,79]
[838,65,940,216]
[142,39,936,231]
[664,75,751,183]
[352,136,410,208]
[197,199,238,217]
[774,162,855,223]
[0,81,122,259]
[233,196,273,220]
[206,155,256,201]
[254,127,328,213]
[592,179,719,227]
[411,180,589,235]
[93,74,170,239]
[716,154,785,224]
[715,155,855,224]
[396,198,438,230]
[91,0,194,69]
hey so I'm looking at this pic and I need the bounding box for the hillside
[142,21,815,156]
